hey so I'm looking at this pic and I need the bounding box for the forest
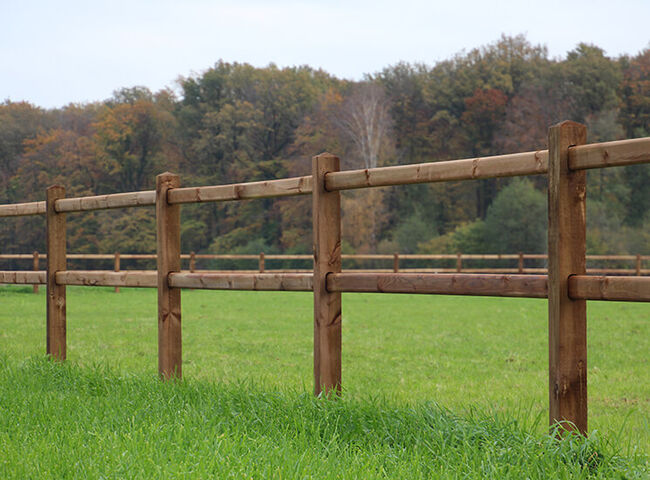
[1,35,648,261]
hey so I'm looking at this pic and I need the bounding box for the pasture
[0,285,647,478]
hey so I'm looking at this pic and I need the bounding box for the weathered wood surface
[547,121,588,435]
[569,137,650,170]
[168,273,312,291]
[0,201,46,217]
[168,176,312,204]
[56,270,157,288]
[327,273,548,297]
[569,275,650,302]
[55,191,155,212]
[326,150,549,191]
[46,185,67,361]
[0,271,46,284]
[114,252,120,293]
[33,251,40,293]
[312,153,342,396]
[156,173,182,380]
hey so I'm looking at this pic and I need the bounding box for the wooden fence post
[393,252,399,273]
[636,254,641,276]
[312,153,342,396]
[518,252,524,274]
[114,252,120,293]
[548,121,588,435]
[156,172,182,380]
[456,252,462,273]
[33,251,39,294]
[46,186,66,360]
[190,251,196,273]
[259,252,265,273]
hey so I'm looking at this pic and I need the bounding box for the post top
[313,152,339,159]
[551,120,586,130]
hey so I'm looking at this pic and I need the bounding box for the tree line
[1,35,648,266]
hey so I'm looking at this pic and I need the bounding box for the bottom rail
[569,275,650,302]
[2,270,648,302]
[0,271,46,284]
[327,273,549,297]
[168,272,313,291]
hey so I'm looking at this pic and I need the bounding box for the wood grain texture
[0,201,46,217]
[114,252,120,293]
[168,272,312,291]
[46,185,66,361]
[569,275,650,302]
[312,153,342,396]
[569,137,650,170]
[56,270,156,288]
[548,121,588,435]
[33,251,40,293]
[327,273,548,297]
[55,191,155,212]
[167,175,312,204]
[326,150,548,191]
[0,271,46,284]
[156,173,182,380]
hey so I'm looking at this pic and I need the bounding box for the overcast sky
[2,0,649,108]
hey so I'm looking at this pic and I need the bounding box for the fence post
[548,121,588,435]
[312,153,342,396]
[259,252,265,273]
[393,252,399,273]
[156,172,182,380]
[114,252,120,293]
[456,252,462,273]
[33,251,39,294]
[636,254,641,276]
[46,186,66,361]
[190,251,196,273]
[518,252,524,274]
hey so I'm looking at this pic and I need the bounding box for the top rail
[55,191,156,213]
[0,137,648,215]
[569,137,650,170]
[324,137,650,192]
[325,150,549,191]
[0,201,46,217]
[167,176,312,205]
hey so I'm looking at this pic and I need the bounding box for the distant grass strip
[0,356,647,479]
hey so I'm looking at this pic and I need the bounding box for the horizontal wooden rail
[569,275,650,302]
[325,150,549,191]
[4,253,647,261]
[569,137,650,170]
[168,272,313,291]
[4,269,648,302]
[0,137,648,216]
[168,176,312,204]
[324,137,650,192]
[0,271,46,284]
[55,271,156,288]
[54,191,156,213]
[326,273,549,298]
[0,201,46,217]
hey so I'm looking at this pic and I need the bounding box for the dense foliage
[1,36,648,259]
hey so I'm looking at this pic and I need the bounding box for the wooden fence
[1,121,649,436]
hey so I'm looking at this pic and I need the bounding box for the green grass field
[0,286,648,478]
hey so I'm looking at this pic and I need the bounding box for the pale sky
[2,0,649,108]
